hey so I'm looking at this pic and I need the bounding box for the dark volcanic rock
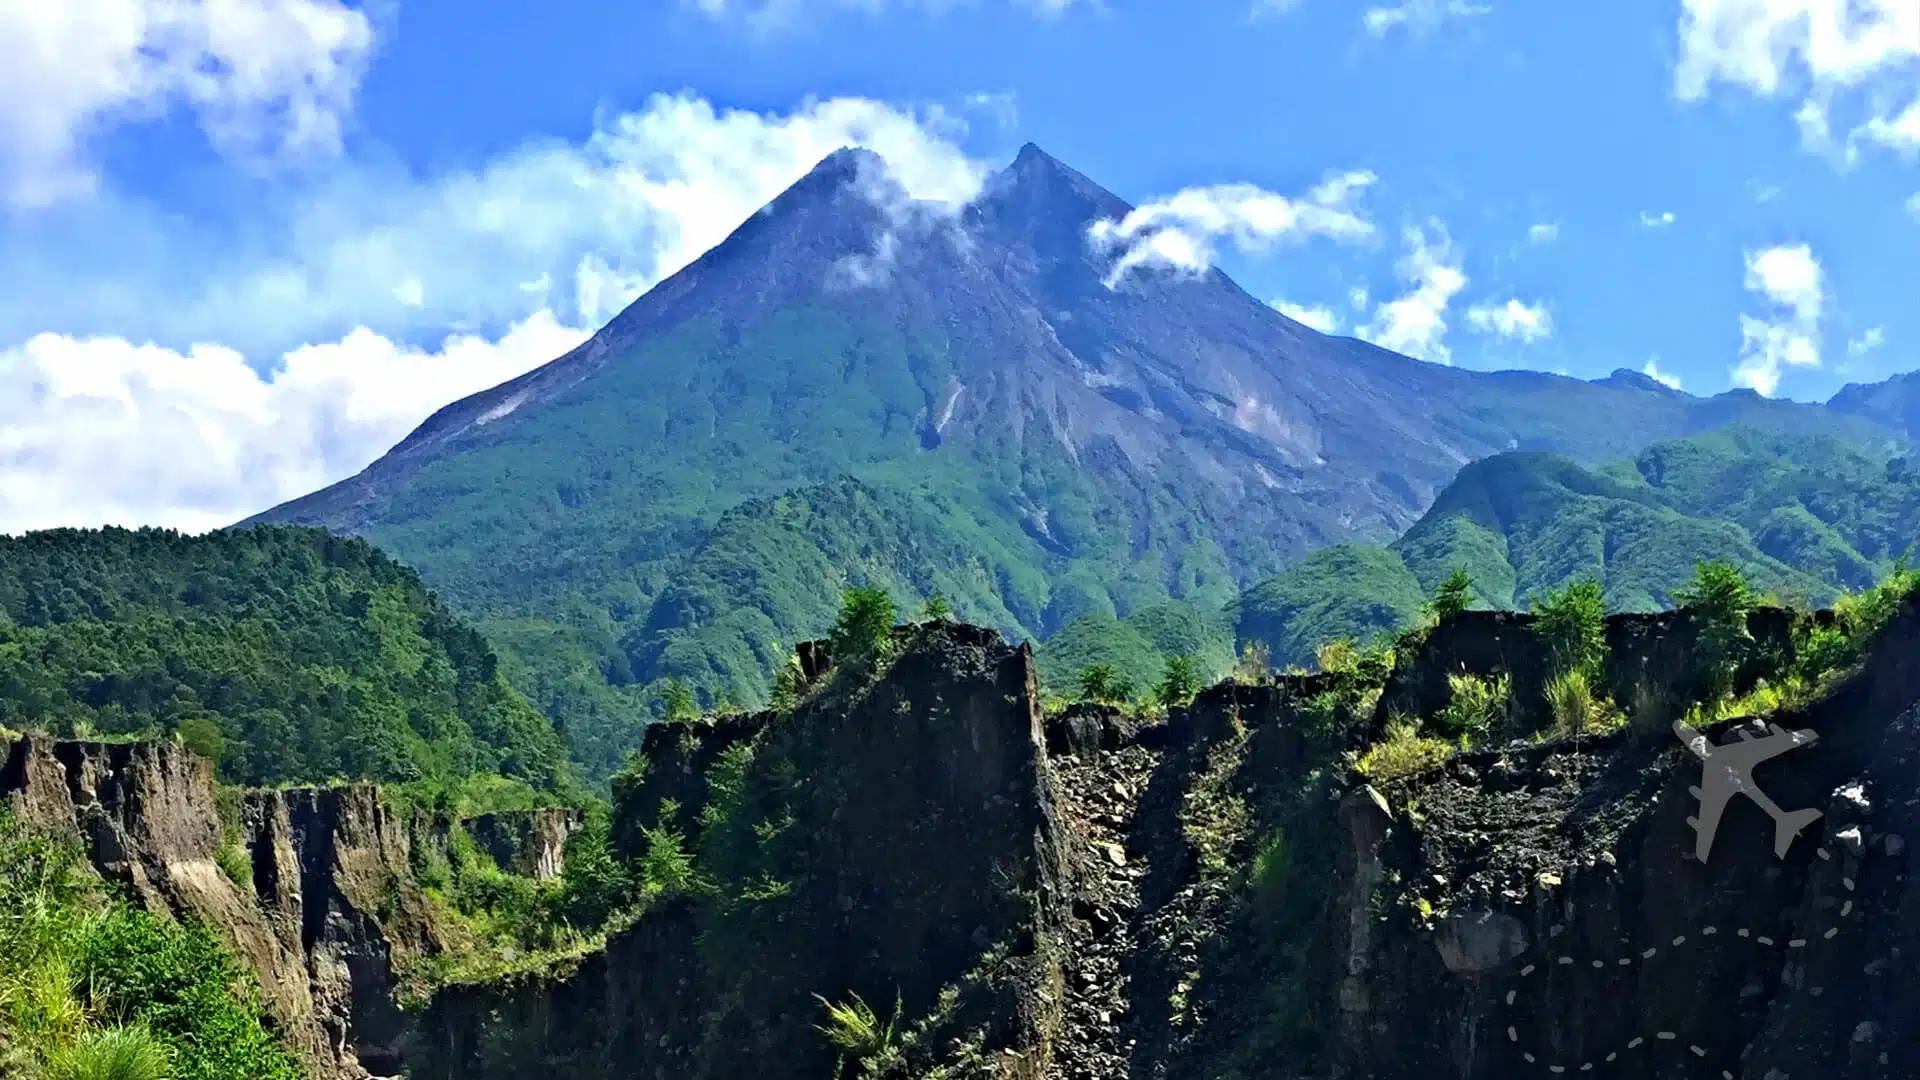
[413,622,1072,1080]
[1340,596,1920,1079]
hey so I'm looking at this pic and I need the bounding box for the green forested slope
[247,146,1896,780]
[0,526,573,790]
[1132,427,1920,673]
[1034,600,1236,695]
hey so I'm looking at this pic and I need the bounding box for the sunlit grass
[1352,716,1457,781]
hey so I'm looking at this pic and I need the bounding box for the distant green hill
[0,526,573,792]
[1034,600,1236,696]
[1226,427,1920,669]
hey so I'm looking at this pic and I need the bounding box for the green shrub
[72,909,302,1080]
[1675,560,1755,701]
[661,678,700,724]
[830,587,898,669]
[42,1026,174,1080]
[1313,636,1396,680]
[769,654,809,711]
[637,813,698,900]
[919,593,952,621]
[1296,690,1347,752]
[1075,663,1134,706]
[815,990,899,1068]
[1232,640,1272,684]
[212,842,251,892]
[1425,569,1476,623]
[1433,673,1509,741]
[1544,669,1621,739]
[1352,716,1454,781]
[1314,638,1361,675]
[1532,578,1607,682]
[1156,655,1201,708]
[1791,561,1919,685]
[555,809,636,929]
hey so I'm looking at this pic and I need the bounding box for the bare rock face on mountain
[245,144,1887,758]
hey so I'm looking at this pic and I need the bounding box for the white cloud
[1088,170,1377,288]
[1527,222,1559,243]
[1250,0,1300,19]
[1746,242,1822,320]
[1465,298,1553,343]
[0,313,588,534]
[1273,300,1341,333]
[1848,325,1886,356]
[0,0,376,207]
[0,92,989,362]
[1640,209,1677,228]
[1643,357,1683,389]
[1363,0,1491,37]
[1348,285,1371,310]
[1674,0,1920,161]
[1359,223,1467,363]
[1907,191,1920,219]
[0,91,990,530]
[1732,242,1825,395]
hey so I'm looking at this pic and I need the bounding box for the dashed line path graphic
[1492,719,1860,1077]
[1495,841,1862,1076]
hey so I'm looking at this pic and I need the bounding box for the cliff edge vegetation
[0,808,302,1080]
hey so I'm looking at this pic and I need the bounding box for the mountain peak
[975,142,1132,251]
[1595,368,1681,394]
[1012,141,1056,167]
[811,145,887,177]
[742,146,904,239]
[783,146,895,200]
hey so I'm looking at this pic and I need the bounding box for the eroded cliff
[405,601,1920,1080]
[415,622,1072,1079]
[12,599,1919,1080]
[0,738,459,1077]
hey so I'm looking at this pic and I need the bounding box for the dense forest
[1044,427,1920,685]
[0,527,574,792]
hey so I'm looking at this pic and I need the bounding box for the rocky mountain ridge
[240,143,1905,771]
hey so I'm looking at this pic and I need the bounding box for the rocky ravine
[11,604,1920,1080]
[408,607,1920,1080]
[0,737,577,1079]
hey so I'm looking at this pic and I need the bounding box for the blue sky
[1,0,1917,531]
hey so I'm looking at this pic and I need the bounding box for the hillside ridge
[241,143,1905,777]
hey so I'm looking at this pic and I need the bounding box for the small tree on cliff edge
[1533,578,1607,683]
[831,587,898,669]
[1426,569,1476,623]
[1076,663,1135,706]
[1674,559,1755,702]
[1156,655,1200,709]
[661,678,699,723]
